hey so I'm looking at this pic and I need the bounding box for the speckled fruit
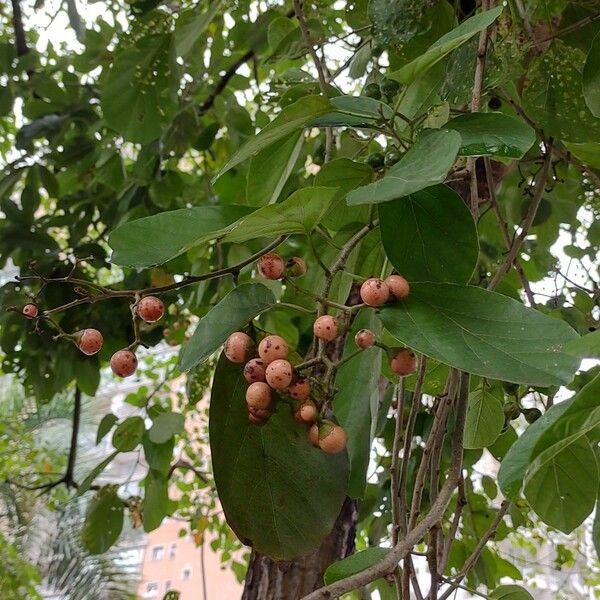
[308,424,320,448]
[22,304,38,318]
[355,328,376,349]
[248,412,268,425]
[286,256,307,277]
[110,349,138,378]
[288,377,311,401]
[245,382,272,411]
[243,358,266,383]
[258,335,289,363]
[265,359,294,390]
[257,253,285,280]
[313,315,339,341]
[318,423,348,454]
[385,274,410,300]
[136,296,165,323]
[294,400,318,424]
[360,278,390,307]
[76,328,103,356]
[390,348,417,376]
[224,331,253,363]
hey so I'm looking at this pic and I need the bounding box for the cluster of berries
[257,253,307,280]
[22,296,166,379]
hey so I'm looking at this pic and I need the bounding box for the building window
[182,566,192,581]
[169,543,177,559]
[165,580,172,591]
[151,545,164,561]
[144,582,159,597]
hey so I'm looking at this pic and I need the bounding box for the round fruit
[224,331,253,363]
[384,150,402,167]
[318,423,348,454]
[257,253,285,280]
[248,406,270,420]
[308,424,320,448]
[22,303,38,318]
[294,400,318,424]
[249,412,267,425]
[390,348,417,376]
[363,82,381,99]
[288,377,311,401]
[355,328,376,349]
[313,315,339,342]
[286,256,307,277]
[265,359,294,390]
[380,77,400,95]
[385,274,410,300]
[76,328,103,356]
[488,96,502,110]
[110,349,138,378]
[360,278,390,307]
[246,382,272,411]
[504,402,521,421]
[366,152,385,169]
[243,358,266,383]
[136,296,165,323]
[523,407,542,424]
[258,335,289,363]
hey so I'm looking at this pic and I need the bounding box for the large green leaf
[109,205,253,268]
[218,96,333,176]
[179,283,275,371]
[497,400,572,500]
[223,187,338,243]
[583,32,600,118]
[446,113,536,158]
[389,6,503,85]
[112,416,145,452]
[334,310,383,498]
[379,283,579,386]
[565,329,600,359]
[379,185,478,284]
[148,411,185,444]
[143,435,175,476]
[324,547,390,585]
[209,356,348,559]
[524,436,598,533]
[490,585,534,600]
[464,385,504,449]
[144,469,170,532]
[310,96,395,128]
[81,486,124,555]
[346,129,461,205]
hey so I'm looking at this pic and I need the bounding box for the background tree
[0,0,599,599]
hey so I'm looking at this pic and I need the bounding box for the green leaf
[77,452,118,497]
[81,486,124,554]
[563,141,600,169]
[389,6,503,85]
[112,416,145,452]
[464,385,504,449]
[346,129,461,205]
[489,585,534,600]
[583,32,600,118]
[179,283,275,371]
[310,96,395,128]
[143,435,175,476]
[108,205,253,268]
[96,413,118,445]
[209,356,349,559]
[565,329,600,359]
[334,309,383,498]
[379,184,478,284]
[524,436,598,533]
[446,113,536,158]
[218,96,332,177]
[379,283,579,386]
[369,0,426,45]
[144,469,169,532]
[324,547,390,585]
[498,401,572,500]
[223,187,338,243]
[593,494,600,560]
[148,411,185,443]
[246,132,303,206]
[174,0,226,57]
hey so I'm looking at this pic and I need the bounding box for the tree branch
[10,0,29,56]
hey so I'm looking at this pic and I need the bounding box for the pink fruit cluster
[354,327,417,377]
[359,274,410,307]
[257,253,307,280]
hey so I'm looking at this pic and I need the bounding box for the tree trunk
[242,498,358,600]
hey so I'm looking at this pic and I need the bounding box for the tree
[1,0,599,598]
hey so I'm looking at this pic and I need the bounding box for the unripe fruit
[313,315,339,341]
[246,382,272,410]
[224,331,253,363]
[22,303,38,318]
[248,407,270,420]
[360,278,390,307]
[390,348,417,376]
[288,377,311,401]
[366,152,385,169]
[363,82,381,99]
[136,296,165,323]
[523,407,542,424]
[110,349,138,378]
[504,402,521,421]
[384,150,402,167]
[385,274,410,300]
[286,256,307,278]
[257,253,285,280]
[243,358,266,384]
[258,335,289,363]
[294,400,318,424]
[318,422,348,454]
[308,424,320,447]
[380,77,400,95]
[265,359,294,390]
[355,328,376,349]
[76,328,103,356]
